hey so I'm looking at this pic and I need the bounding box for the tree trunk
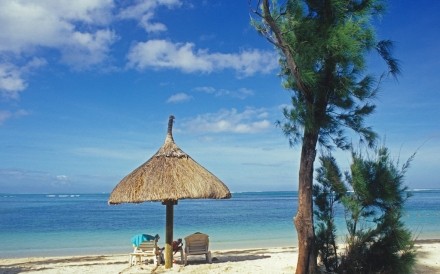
[294,131,319,274]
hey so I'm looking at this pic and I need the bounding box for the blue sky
[0,0,438,194]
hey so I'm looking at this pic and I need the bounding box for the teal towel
[131,234,155,247]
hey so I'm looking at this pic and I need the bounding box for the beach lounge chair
[183,232,212,265]
[129,234,163,266]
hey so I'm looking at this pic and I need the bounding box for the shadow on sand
[0,255,127,273]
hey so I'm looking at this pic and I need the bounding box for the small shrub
[313,146,416,274]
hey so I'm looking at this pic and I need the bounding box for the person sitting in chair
[172,238,183,254]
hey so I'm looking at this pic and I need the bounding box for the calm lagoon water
[0,190,439,258]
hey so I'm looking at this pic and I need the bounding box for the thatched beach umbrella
[108,115,231,268]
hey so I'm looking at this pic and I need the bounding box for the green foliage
[313,155,346,272]
[251,0,400,150]
[313,146,416,273]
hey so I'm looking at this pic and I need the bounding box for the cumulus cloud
[127,40,211,72]
[209,49,279,77]
[183,108,272,134]
[0,0,117,95]
[0,58,47,99]
[117,0,182,33]
[0,0,184,71]
[0,0,185,65]
[60,29,117,70]
[0,1,277,100]
[0,1,115,55]
[127,39,278,77]
[166,92,192,103]
[0,63,27,98]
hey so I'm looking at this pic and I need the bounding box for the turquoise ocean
[1,190,439,258]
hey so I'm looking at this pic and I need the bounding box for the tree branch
[260,0,313,103]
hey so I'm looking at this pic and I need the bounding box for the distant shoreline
[1,188,440,195]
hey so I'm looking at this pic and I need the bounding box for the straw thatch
[108,115,231,204]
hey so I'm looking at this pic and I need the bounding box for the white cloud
[0,1,115,54]
[0,63,27,98]
[194,86,254,99]
[235,88,254,99]
[0,1,275,99]
[55,175,70,186]
[194,86,216,94]
[166,92,192,103]
[60,29,117,70]
[0,58,47,99]
[183,108,272,134]
[0,0,183,71]
[56,174,68,180]
[209,49,279,77]
[127,40,212,72]
[0,0,117,97]
[117,0,182,33]
[0,109,29,125]
[127,39,278,77]
[0,168,73,191]
[0,168,118,193]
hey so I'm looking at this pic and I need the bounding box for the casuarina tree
[250,1,399,273]
[313,147,416,273]
[313,155,346,272]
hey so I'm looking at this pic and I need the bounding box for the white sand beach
[1,242,439,274]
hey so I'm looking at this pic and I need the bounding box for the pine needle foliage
[313,146,416,274]
[314,155,347,272]
[251,0,399,150]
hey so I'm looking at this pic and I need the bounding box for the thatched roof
[108,115,231,204]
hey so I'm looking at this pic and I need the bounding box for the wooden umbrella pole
[163,199,177,269]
